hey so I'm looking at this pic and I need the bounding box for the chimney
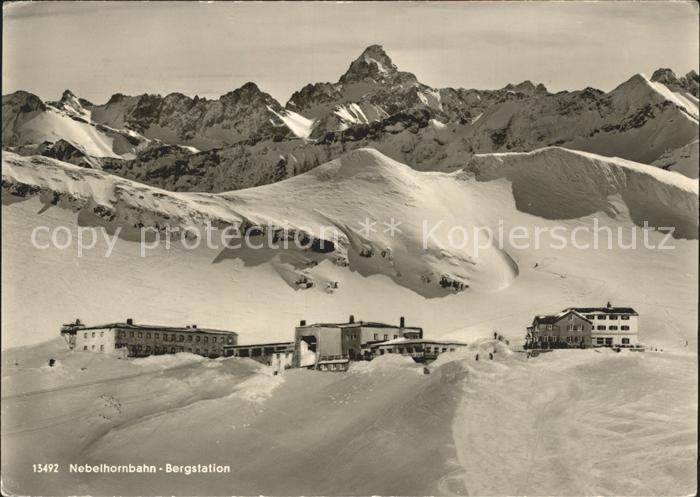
[400,316,405,328]
[126,318,133,325]
[349,314,355,324]
[606,301,612,309]
[300,319,306,326]
[192,324,197,329]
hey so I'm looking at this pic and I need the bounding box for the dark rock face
[90,82,292,150]
[2,91,47,115]
[651,68,699,97]
[40,139,103,169]
[339,44,401,84]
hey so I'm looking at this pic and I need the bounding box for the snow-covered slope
[1,337,695,495]
[2,148,697,349]
[652,139,699,179]
[466,147,699,239]
[2,91,149,158]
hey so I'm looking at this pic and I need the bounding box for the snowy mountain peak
[50,89,94,119]
[340,44,401,83]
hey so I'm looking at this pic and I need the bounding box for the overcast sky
[3,1,698,104]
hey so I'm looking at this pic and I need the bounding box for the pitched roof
[569,307,638,315]
[224,341,293,349]
[369,338,467,347]
[76,322,238,335]
[299,321,421,330]
[533,309,592,325]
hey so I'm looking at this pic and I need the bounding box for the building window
[597,325,606,330]
[596,338,604,345]
[171,347,176,353]
[622,338,630,345]
[188,335,193,342]
[383,334,388,340]
[621,326,630,331]
[566,325,573,331]
[179,335,184,342]
[374,333,379,340]
[597,315,606,320]
[568,314,574,320]
[130,332,134,338]
[204,337,209,343]
[120,331,125,337]
[92,332,96,337]
[586,315,595,319]
[83,345,88,350]
[196,336,200,342]
[609,326,618,331]
[91,345,95,349]
[220,337,224,343]
[146,333,151,339]
[138,332,143,338]
[609,315,618,320]
[227,337,233,344]
[100,345,104,351]
[100,331,104,337]
[621,315,630,320]
[155,333,159,339]
[546,325,552,331]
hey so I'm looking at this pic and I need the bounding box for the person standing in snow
[489,352,493,360]
[475,353,479,361]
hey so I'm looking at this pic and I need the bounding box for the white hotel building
[566,303,640,347]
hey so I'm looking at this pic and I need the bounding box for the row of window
[595,337,630,345]
[127,344,215,355]
[118,330,231,343]
[373,333,400,341]
[541,324,630,332]
[83,345,105,351]
[536,336,582,343]
[319,363,346,371]
[378,346,456,354]
[83,331,105,339]
[586,315,630,320]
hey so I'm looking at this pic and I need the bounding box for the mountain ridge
[2,45,699,192]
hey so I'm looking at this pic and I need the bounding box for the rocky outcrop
[651,68,699,97]
[90,82,293,150]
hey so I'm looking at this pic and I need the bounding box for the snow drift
[466,147,699,239]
